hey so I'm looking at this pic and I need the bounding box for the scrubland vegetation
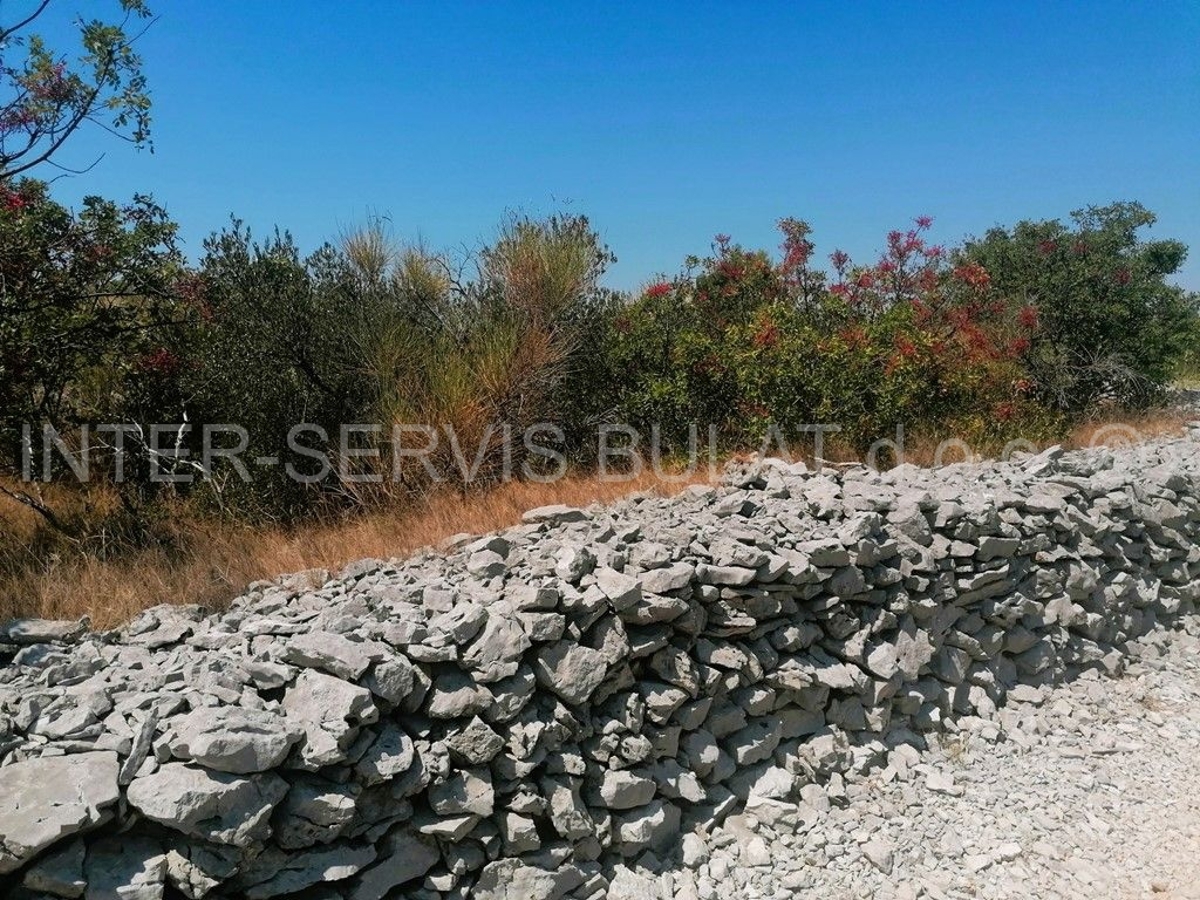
[2,189,1196,622]
[0,1,1196,622]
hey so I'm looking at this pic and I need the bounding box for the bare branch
[0,0,53,45]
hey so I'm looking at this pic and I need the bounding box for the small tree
[0,177,185,538]
[0,179,183,436]
[1,0,153,179]
[960,202,1196,411]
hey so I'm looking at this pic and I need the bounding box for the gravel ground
[655,618,1200,900]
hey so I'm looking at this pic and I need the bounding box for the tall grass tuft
[344,214,613,499]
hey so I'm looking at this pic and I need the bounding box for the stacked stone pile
[606,622,1200,899]
[2,426,1199,899]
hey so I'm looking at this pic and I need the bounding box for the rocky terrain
[657,618,1200,900]
[1,425,1199,899]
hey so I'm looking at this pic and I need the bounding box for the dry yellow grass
[819,408,1192,468]
[1,407,1191,628]
[0,469,715,628]
[1063,408,1190,449]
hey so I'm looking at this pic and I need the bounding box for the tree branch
[0,0,53,45]
[0,481,76,538]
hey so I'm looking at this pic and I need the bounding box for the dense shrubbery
[605,218,1054,452]
[0,181,185,435]
[0,179,188,539]
[1177,320,1200,385]
[605,206,1197,455]
[176,214,621,519]
[1,176,1197,549]
[959,203,1196,411]
[609,216,1070,458]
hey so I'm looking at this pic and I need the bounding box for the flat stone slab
[126,763,288,848]
[0,751,119,874]
[167,706,304,774]
[0,618,87,645]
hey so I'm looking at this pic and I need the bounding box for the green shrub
[172,213,620,517]
[0,178,185,469]
[171,220,444,519]
[1175,317,1200,386]
[356,213,619,488]
[960,202,1196,411]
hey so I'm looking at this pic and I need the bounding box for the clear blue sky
[41,0,1200,291]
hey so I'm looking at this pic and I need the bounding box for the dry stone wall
[2,429,1200,899]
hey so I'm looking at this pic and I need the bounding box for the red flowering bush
[1,183,29,211]
[960,202,1196,410]
[137,347,182,376]
[605,215,1086,451]
[828,217,944,318]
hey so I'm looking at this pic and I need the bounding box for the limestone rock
[243,842,376,899]
[522,504,589,525]
[273,778,358,849]
[613,800,680,852]
[429,768,494,817]
[461,605,530,683]
[593,769,657,810]
[533,641,608,704]
[167,707,302,774]
[354,722,415,785]
[0,751,119,874]
[21,838,85,898]
[347,829,438,900]
[280,632,374,680]
[0,618,87,645]
[472,859,584,900]
[281,669,377,768]
[444,716,504,765]
[126,764,287,847]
